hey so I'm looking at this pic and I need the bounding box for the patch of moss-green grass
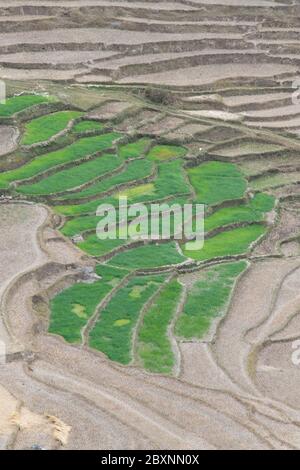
[78,234,127,257]
[49,265,128,343]
[108,242,186,269]
[61,215,101,238]
[17,153,122,196]
[184,224,266,261]
[204,193,275,233]
[21,110,83,145]
[72,120,104,134]
[188,161,247,205]
[137,278,182,374]
[0,94,55,117]
[57,159,154,201]
[55,159,190,216]
[118,138,151,159]
[175,261,247,339]
[0,133,121,189]
[147,144,187,161]
[89,274,165,364]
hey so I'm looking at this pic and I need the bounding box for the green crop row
[184,223,266,261]
[118,138,151,159]
[137,278,182,374]
[108,241,186,269]
[175,261,247,339]
[0,133,121,189]
[57,158,154,201]
[0,94,55,117]
[17,153,122,196]
[147,144,187,161]
[49,265,128,343]
[204,193,275,233]
[188,161,247,205]
[55,159,190,216]
[21,110,83,145]
[89,274,166,364]
[72,120,105,134]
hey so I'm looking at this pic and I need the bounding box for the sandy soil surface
[0,126,19,157]
[119,63,296,86]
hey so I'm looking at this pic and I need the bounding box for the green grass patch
[205,193,274,233]
[188,161,247,205]
[61,215,102,237]
[78,233,127,257]
[21,111,83,145]
[0,133,121,189]
[109,242,186,269]
[184,223,266,260]
[118,138,151,159]
[17,153,121,196]
[117,183,155,199]
[55,159,190,216]
[0,94,54,117]
[89,274,165,364]
[49,265,128,343]
[137,278,182,374]
[72,120,104,133]
[58,159,154,201]
[175,261,247,339]
[147,144,187,161]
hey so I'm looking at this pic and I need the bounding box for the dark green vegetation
[176,261,247,339]
[89,274,165,364]
[21,110,83,145]
[0,133,121,189]
[184,224,266,261]
[137,278,182,374]
[18,154,122,196]
[188,161,247,205]
[72,120,104,134]
[49,265,128,343]
[0,94,54,117]
[0,89,278,375]
[108,242,186,269]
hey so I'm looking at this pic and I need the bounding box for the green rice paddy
[17,153,122,196]
[49,265,128,343]
[184,224,266,261]
[89,274,165,364]
[0,133,121,189]
[0,94,55,117]
[147,144,187,161]
[137,278,182,374]
[0,91,278,375]
[108,242,186,269]
[175,261,247,339]
[188,161,247,205]
[21,110,83,145]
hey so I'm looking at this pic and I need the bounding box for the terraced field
[1,0,300,452]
